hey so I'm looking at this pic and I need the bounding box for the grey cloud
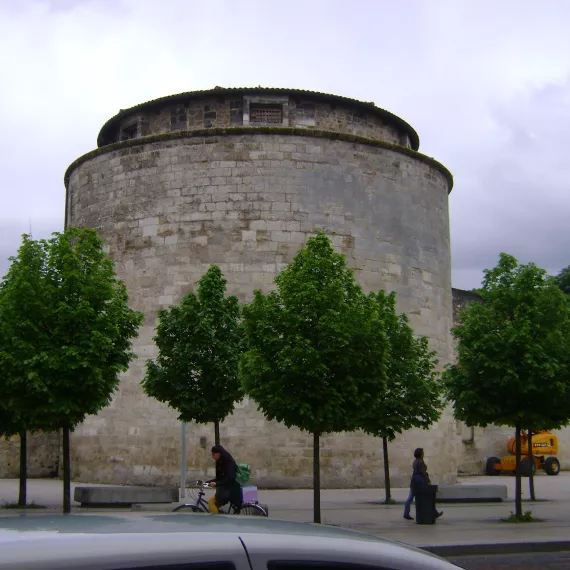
[2,0,570,294]
[449,78,570,288]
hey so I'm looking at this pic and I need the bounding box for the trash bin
[415,484,438,525]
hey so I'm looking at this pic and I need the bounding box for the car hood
[0,513,393,540]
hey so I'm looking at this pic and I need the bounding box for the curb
[421,541,570,558]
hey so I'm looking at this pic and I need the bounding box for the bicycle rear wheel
[172,504,204,513]
[235,503,268,517]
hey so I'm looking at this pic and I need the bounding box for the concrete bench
[436,484,507,503]
[132,501,269,514]
[74,486,178,507]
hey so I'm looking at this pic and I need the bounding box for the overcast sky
[1,0,569,290]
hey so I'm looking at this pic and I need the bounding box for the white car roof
[0,514,462,570]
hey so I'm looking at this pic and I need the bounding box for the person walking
[403,447,443,521]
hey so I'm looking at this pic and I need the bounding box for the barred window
[250,104,283,124]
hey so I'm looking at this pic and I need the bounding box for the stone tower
[64,87,456,488]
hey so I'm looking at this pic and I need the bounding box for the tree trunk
[63,426,71,514]
[515,425,522,519]
[18,430,27,507]
[528,428,535,501]
[214,420,220,447]
[382,436,392,504]
[313,431,321,524]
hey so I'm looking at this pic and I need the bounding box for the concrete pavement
[1,473,570,551]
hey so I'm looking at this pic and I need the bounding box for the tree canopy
[444,252,570,517]
[556,265,570,295]
[142,265,243,444]
[445,253,570,430]
[357,290,442,502]
[240,234,389,522]
[359,290,442,441]
[0,228,143,511]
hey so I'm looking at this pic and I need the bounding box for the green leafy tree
[0,236,56,507]
[142,265,243,446]
[444,253,570,519]
[358,291,443,503]
[0,229,143,513]
[240,234,388,523]
[556,265,570,295]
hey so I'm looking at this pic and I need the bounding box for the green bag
[236,463,251,484]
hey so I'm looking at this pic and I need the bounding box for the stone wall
[0,431,60,479]
[65,130,456,488]
[113,95,407,148]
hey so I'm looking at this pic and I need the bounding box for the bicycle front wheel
[235,503,268,517]
[172,504,204,513]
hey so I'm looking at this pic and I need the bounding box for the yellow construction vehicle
[486,430,561,476]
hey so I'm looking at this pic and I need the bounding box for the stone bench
[74,486,179,507]
[132,501,269,515]
[436,484,507,503]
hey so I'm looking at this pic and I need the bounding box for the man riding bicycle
[207,445,242,513]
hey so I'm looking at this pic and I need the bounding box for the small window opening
[230,100,243,125]
[296,101,315,126]
[204,105,217,128]
[297,102,315,117]
[171,106,187,131]
[250,103,283,124]
[121,123,138,141]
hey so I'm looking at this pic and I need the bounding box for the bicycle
[173,481,268,516]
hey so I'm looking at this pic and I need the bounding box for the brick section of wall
[65,132,455,488]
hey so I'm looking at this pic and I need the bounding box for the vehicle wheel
[172,504,203,513]
[545,456,561,476]
[519,457,536,477]
[235,503,268,517]
[486,456,501,476]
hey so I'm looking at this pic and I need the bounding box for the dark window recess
[119,562,236,570]
[171,106,187,131]
[230,100,243,125]
[204,106,217,128]
[352,110,367,123]
[140,118,150,137]
[121,123,138,141]
[268,563,393,570]
[250,104,282,124]
[297,102,315,118]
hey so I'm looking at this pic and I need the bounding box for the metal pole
[180,422,187,499]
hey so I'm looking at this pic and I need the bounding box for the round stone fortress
[62,87,458,488]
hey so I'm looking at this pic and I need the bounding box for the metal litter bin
[415,484,438,525]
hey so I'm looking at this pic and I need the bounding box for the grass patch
[2,501,47,509]
[500,510,541,523]
[383,498,398,505]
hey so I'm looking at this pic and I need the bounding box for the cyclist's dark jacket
[208,448,242,507]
